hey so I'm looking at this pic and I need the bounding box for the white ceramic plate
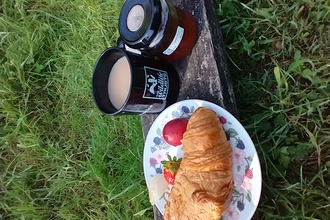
[143,99,262,220]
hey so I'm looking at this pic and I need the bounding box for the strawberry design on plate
[161,155,182,185]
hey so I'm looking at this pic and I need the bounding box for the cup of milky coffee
[92,47,180,116]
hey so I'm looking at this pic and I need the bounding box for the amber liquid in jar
[143,0,198,62]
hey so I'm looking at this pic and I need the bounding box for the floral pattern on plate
[149,136,170,175]
[143,100,261,220]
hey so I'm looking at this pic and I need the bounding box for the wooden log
[140,0,260,219]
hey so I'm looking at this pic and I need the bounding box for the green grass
[217,0,330,219]
[1,0,330,219]
[1,0,151,219]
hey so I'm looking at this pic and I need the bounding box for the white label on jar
[163,26,184,55]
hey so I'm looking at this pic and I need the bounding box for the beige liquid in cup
[108,56,131,109]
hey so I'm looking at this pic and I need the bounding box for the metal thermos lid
[118,0,162,49]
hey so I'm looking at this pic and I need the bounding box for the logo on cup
[143,67,169,100]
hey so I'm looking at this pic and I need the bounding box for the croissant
[164,107,234,220]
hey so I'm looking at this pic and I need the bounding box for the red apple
[162,118,188,146]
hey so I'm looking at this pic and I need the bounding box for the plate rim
[143,99,262,219]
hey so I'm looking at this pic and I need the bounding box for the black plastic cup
[92,47,180,116]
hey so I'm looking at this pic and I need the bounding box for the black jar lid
[118,0,162,49]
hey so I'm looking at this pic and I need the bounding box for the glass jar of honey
[118,0,198,62]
